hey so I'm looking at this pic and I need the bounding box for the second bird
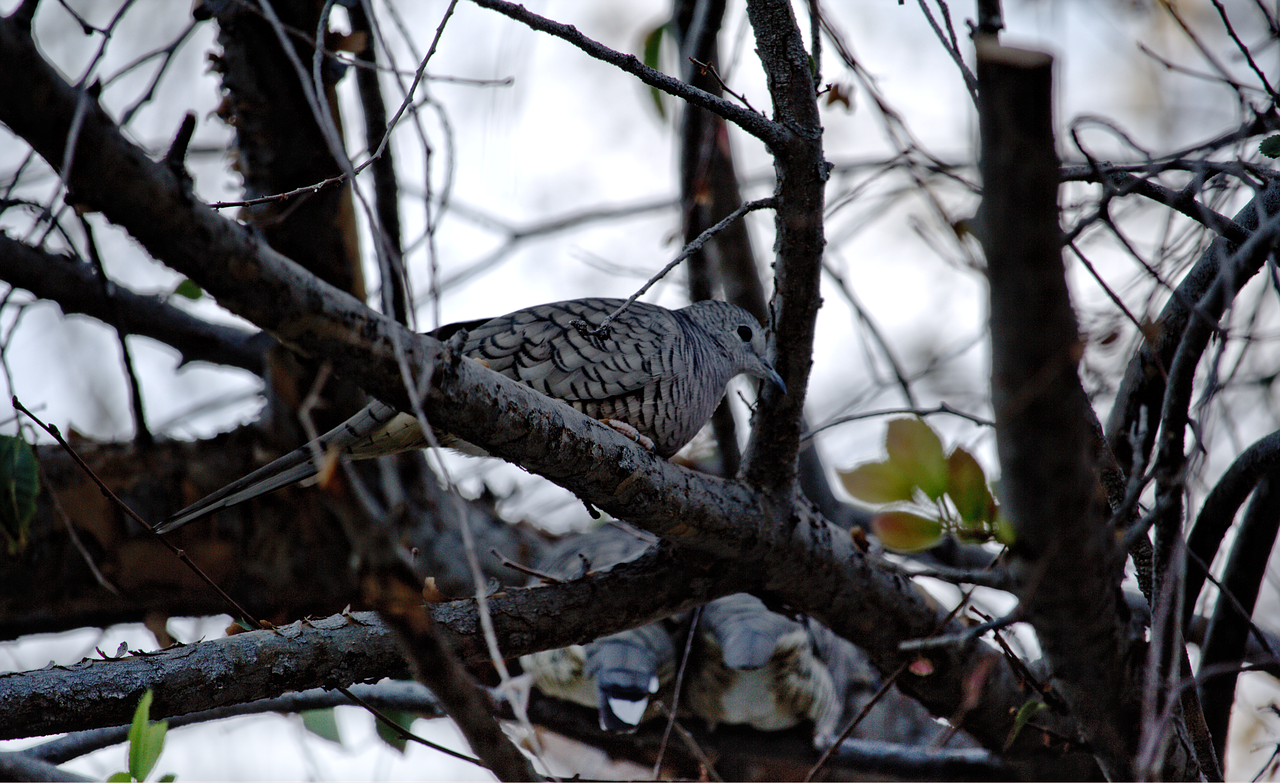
[160,297,783,532]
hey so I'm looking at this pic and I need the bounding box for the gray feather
[687,594,838,732]
[160,298,781,532]
[519,526,678,732]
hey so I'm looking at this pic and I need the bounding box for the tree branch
[26,681,447,765]
[1058,165,1252,245]
[739,0,828,492]
[1184,428,1280,627]
[0,537,749,740]
[1104,177,1280,488]
[977,42,1138,780]
[463,0,790,152]
[1198,465,1280,759]
[0,234,272,374]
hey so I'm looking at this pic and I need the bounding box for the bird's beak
[763,363,786,395]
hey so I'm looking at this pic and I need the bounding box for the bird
[685,593,838,734]
[519,525,682,733]
[158,298,784,532]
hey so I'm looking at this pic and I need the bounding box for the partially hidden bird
[522,534,843,737]
[686,593,838,734]
[518,525,681,733]
[158,298,783,532]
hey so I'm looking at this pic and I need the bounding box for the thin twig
[804,659,909,782]
[688,57,757,113]
[805,403,994,441]
[654,605,702,777]
[12,396,262,628]
[334,684,488,768]
[898,610,1020,652]
[79,214,151,447]
[466,0,788,150]
[653,700,724,783]
[491,548,560,583]
[46,475,121,596]
[1210,0,1279,101]
[582,197,776,338]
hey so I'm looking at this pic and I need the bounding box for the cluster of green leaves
[109,691,175,783]
[838,418,1011,552]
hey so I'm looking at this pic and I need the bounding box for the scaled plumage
[159,298,782,532]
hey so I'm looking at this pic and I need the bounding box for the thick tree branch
[1197,465,1280,759]
[739,0,828,492]
[27,681,447,765]
[1184,429,1280,626]
[0,613,405,740]
[0,537,751,739]
[0,234,272,374]
[978,43,1139,780]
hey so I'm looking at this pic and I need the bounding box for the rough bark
[978,42,1151,780]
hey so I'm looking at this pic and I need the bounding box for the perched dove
[685,593,838,734]
[519,525,682,732]
[159,298,783,532]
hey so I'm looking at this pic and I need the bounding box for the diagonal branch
[464,0,790,151]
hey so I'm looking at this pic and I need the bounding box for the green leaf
[884,418,949,501]
[0,434,39,555]
[127,690,168,782]
[172,279,203,300]
[641,23,668,119]
[1004,699,1048,749]
[994,507,1016,545]
[301,708,343,745]
[838,460,914,504]
[374,708,418,754]
[947,447,994,526]
[870,511,944,552]
[1260,135,1280,158]
[107,773,133,782]
[157,775,178,782]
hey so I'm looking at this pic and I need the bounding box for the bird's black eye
[737,325,753,342]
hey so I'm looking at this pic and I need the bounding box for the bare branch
[0,234,272,374]
[464,0,791,151]
[978,41,1138,780]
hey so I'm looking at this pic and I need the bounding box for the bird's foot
[599,419,656,452]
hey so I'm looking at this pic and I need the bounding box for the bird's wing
[463,299,686,403]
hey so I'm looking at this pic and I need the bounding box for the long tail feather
[156,448,318,533]
[158,400,417,533]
